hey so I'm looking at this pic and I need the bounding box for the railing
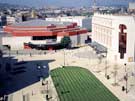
[46,39,57,44]
[2,49,59,57]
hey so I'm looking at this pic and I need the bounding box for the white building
[46,16,92,30]
[6,16,16,25]
[92,13,135,63]
[129,2,135,11]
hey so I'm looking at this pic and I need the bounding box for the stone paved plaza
[1,45,135,101]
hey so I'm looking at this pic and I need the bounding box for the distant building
[22,14,27,22]
[31,10,37,19]
[128,2,135,12]
[46,16,92,30]
[2,19,88,50]
[0,16,7,27]
[0,16,16,27]
[92,13,135,63]
[6,16,16,25]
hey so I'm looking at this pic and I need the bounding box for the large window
[32,36,57,40]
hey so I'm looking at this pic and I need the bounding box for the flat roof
[11,19,72,27]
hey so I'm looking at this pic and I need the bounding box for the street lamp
[89,51,91,65]
[124,73,128,93]
[45,80,49,100]
[123,63,128,93]
[113,65,118,86]
[124,63,127,72]
[105,60,108,78]
[105,51,108,78]
[63,49,66,67]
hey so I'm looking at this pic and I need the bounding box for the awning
[89,42,107,54]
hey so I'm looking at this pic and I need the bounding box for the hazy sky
[0,0,134,7]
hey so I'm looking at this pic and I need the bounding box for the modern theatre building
[2,19,88,50]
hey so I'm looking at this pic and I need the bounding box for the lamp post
[105,51,108,78]
[63,49,65,67]
[89,51,91,66]
[113,64,118,85]
[124,73,128,93]
[105,60,107,78]
[124,63,128,93]
[124,63,127,72]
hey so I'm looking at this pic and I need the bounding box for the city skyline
[0,0,134,7]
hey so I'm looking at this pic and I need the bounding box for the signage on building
[128,57,133,62]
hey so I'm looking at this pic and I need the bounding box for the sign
[128,57,133,62]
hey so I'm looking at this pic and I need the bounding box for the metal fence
[2,49,58,57]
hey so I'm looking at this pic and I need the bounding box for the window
[32,36,57,40]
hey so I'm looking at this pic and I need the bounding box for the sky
[0,0,134,7]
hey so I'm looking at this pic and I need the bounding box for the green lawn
[51,66,119,101]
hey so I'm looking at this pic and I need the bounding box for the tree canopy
[60,36,71,48]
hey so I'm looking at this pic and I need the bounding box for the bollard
[122,86,125,91]
[107,75,110,80]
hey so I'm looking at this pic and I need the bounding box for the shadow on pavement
[0,56,55,97]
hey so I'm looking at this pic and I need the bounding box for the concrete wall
[80,33,87,45]
[70,35,77,47]
[82,18,92,29]
[2,37,53,50]
[2,36,31,50]
[111,16,135,63]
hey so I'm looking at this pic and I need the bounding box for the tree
[60,36,71,48]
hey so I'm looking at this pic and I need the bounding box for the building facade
[46,16,92,30]
[92,13,135,63]
[2,19,88,50]
[0,16,16,27]
[129,2,135,12]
